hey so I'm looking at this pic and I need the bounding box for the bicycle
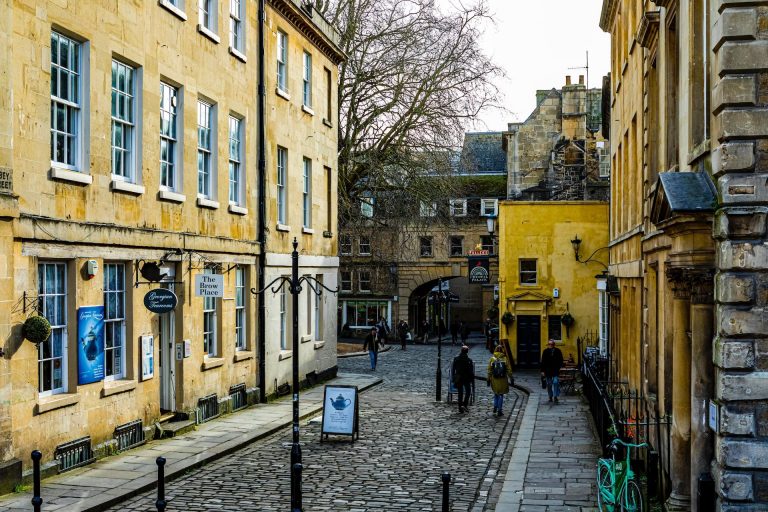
[596,438,647,511]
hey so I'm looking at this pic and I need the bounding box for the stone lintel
[717,370,768,401]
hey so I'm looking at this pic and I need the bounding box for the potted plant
[22,315,52,344]
[501,312,515,325]
[561,312,574,336]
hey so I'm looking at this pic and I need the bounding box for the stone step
[157,416,196,438]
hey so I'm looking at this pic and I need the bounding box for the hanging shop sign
[467,255,491,284]
[195,274,224,297]
[321,385,360,442]
[143,288,178,313]
[77,306,105,385]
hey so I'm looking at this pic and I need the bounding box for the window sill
[302,105,315,116]
[111,179,145,195]
[158,189,186,203]
[234,350,254,362]
[197,197,220,209]
[276,88,291,101]
[323,231,333,238]
[158,0,187,20]
[322,118,333,128]
[301,335,312,343]
[197,24,221,44]
[278,350,292,361]
[229,46,247,62]
[302,227,314,234]
[276,223,291,232]
[101,380,137,398]
[313,340,325,350]
[359,252,371,256]
[202,357,225,371]
[228,204,248,215]
[50,166,92,185]
[358,290,372,294]
[37,393,80,415]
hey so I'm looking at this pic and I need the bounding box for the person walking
[460,321,469,345]
[450,320,459,345]
[540,339,564,403]
[363,327,379,370]
[397,320,410,350]
[376,317,390,347]
[452,345,474,413]
[487,345,511,417]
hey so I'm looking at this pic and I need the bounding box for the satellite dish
[140,262,167,282]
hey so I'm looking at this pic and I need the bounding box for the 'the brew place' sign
[195,273,224,297]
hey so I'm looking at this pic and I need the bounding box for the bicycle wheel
[596,462,614,511]
[620,479,642,512]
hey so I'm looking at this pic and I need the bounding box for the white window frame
[302,51,312,108]
[599,289,609,356]
[305,274,312,336]
[229,0,244,53]
[314,274,323,340]
[203,267,218,357]
[360,195,374,218]
[480,198,498,217]
[279,283,288,350]
[111,60,138,182]
[38,262,68,396]
[277,146,287,224]
[199,0,218,33]
[449,199,467,217]
[104,263,126,380]
[359,236,371,256]
[340,271,352,292]
[597,141,610,178]
[277,30,288,92]
[303,157,312,228]
[51,32,85,171]
[339,235,352,255]
[358,270,371,293]
[235,266,246,350]
[519,259,538,285]
[420,201,437,217]
[197,100,215,199]
[228,115,243,205]
[160,82,181,191]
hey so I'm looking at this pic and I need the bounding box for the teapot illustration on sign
[80,328,100,361]
[329,394,352,410]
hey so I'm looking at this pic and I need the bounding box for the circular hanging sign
[143,288,178,314]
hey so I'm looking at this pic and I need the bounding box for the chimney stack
[565,75,571,86]
[579,75,585,85]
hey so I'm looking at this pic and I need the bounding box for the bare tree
[318,0,504,225]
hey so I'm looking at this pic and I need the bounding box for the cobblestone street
[110,343,525,511]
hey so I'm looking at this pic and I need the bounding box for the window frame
[449,236,463,257]
[277,146,287,224]
[277,30,288,92]
[235,266,246,350]
[159,82,181,191]
[419,201,437,217]
[480,198,498,217]
[340,271,353,292]
[314,274,323,340]
[197,99,215,199]
[480,235,494,255]
[228,114,243,205]
[339,234,352,255]
[302,51,312,108]
[37,261,68,396]
[303,157,312,228]
[50,31,84,171]
[449,199,467,217]
[419,236,433,257]
[229,0,244,53]
[279,283,287,350]
[519,259,538,285]
[360,194,374,218]
[104,262,127,381]
[110,60,138,183]
[202,267,218,357]
[359,236,371,256]
[199,0,218,33]
[358,270,371,293]
[548,315,562,342]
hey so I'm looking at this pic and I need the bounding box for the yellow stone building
[0,0,341,488]
[497,201,608,367]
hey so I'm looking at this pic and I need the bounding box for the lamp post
[251,238,337,512]
[434,277,449,402]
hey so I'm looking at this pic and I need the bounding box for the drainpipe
[257,0,267,403]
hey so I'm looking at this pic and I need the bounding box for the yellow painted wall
[498,201,609,363]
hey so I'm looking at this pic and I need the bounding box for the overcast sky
[467,0,610,132]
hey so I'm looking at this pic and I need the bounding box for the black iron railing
[196,394,220,424]
[115,419,146,451]
[54,436,95,472]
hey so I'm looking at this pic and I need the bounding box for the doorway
[516,315,541,368]
[159,270,176,413]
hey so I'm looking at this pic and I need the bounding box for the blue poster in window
[77,306,105,385]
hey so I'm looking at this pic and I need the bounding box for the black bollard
[441,471,451,512]
[291,462,303,512]
[31,450,42,512]
[155,457,166,511]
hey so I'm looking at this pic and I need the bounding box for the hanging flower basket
[561,313,574,327]
[501,312,515,325]
[23,315,52,344]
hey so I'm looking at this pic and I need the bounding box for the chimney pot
[565,75,571,86]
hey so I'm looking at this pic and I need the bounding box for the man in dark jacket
[540,339,564,403]
[452,345,474,413]
[363,327,379,370]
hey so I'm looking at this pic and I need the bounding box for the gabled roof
[459,132,506,174]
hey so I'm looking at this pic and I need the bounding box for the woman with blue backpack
[487,345,512,417]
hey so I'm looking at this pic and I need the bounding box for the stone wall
[711,1,768,508]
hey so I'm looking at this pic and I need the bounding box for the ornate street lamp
[251,238,337,512]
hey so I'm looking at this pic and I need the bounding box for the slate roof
[459,132,506,174]
[658,171,716,212]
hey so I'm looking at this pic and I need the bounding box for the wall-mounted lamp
[570,235,582,261]
[486,216,496,237]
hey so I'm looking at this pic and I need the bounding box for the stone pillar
[690,272,715,512]
[666,268,691,509]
